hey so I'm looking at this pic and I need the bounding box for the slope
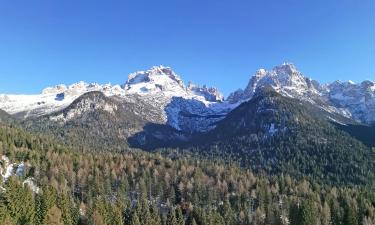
[190,88,375,185]
[22,91,187,151]
[0,109,15,125]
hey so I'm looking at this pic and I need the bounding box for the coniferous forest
[1,1,375,224]
[0,124,374,225]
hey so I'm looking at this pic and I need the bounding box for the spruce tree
[167,209,178,225]
[175,206,185,225]
[44,205,64,225]
[343,202,357,225]
[131,212,141,225]
[300,199,317,225]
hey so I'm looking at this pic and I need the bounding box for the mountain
[227,63,375,124]
[0,109,14,125]
[0,66,229,133]
[1,63,374,151]
[325,80,375,123]
[0,81,124,119]
[22,91,190,151]
[1,64,374,131]
[121,66,229,133]
[190,88,375,185]
[227,63,322,104]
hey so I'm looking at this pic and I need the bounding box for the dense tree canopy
[0,125,374,225]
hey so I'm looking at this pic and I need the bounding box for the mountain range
[0,63,374,185]
[1,63,374,126]
[0,63,375,148]
[1,63,374,142]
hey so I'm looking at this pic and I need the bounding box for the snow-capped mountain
[227,63,375,124]
[187,82,224,102]
[227,63,322,104]
[0,63,374,135]
[121,66,229,132]
[123,65,224,103]
[0,81,124,119]
[325,80,375,123]
[0,66,228,132]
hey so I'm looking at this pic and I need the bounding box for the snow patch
[328,116,347,126]
[0,156,39,194]
[23,178,40,194]
[268,123,278,135]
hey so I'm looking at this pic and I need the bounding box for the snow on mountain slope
[187,82,224,102]
[227,63,375,124]
[0,66,228,132]
[124,66,186,96]
[325,80,375,123]
[1,63,374,133]
[0,81,124,119]
[121,66,229,132]
[227,63,321,104]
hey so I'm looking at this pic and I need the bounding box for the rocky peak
[42,84,68,94]
[273,62,298,75]
[228,63,318,104]
[255,68,267,77]
[269,63,309,89]
[361,80,375,89]
[187,82,224,102]
[123,66,187,95]
[126,66,184,87]
[328,80,375,95]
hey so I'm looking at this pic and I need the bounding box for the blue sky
[0,0,374,96]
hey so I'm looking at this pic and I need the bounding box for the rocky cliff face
[1,63,374,136]
[228,63,375,124]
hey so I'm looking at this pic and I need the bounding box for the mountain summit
[124,66,186,95]
[0,63,374,132]
[227,63,375,124]
[227,63,321,104]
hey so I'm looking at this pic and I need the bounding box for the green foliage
[188,91,375,186]
[0,124,374,225]
[0,178,35,224]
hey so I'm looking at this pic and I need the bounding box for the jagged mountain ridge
[227,63,375,124]
[0,63,374,136]
[326,80,375,123]
[0,66,229,133]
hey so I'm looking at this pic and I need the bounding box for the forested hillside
[0,124,374,225]
[189,90,375,186]
[0,109,14,125]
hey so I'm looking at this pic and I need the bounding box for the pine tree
[37,185,58,224]
[175,206,185,225]
[0,178,35,224]
[343,201,357,225]
[330,200,342,225]
[321,202,331,225]
[288,202,300,225]
[300,199,317,225]
[219,200,236,225]
[44,205,64,225]
[150,205,162,225]
[58,193,76,225]
[131,212,141,225]
[112,201,124,225]
[92,210,105,225]
[167,209,178,225]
